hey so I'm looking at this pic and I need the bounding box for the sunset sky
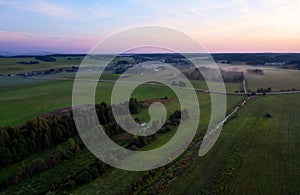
[0,0,300,54]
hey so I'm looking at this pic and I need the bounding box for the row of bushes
[50,109,187,193]
[0,138,81,190]
[0,101,129,168]
[0,115,77,167]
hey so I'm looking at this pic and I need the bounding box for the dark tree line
[0,100,189,192]
[35,56,56,62]
[0,101,138,168]
[185,68,244,83]
[256,87,272,93]
[247,69,264,75]
[0,98,189,191]
[0,138,81,190]
[185,68,204,81]
[17,61,39,65]
[0,115,77,167]
[54,109,188,193]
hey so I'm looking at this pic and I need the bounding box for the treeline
[184,68,204,80]
[0,116,77,167]
[17,61,39,65]
[212,53,300,66]
[256,87,272,93]
[247,69,264,75]
[0,98,189,193]
[0,138,81,190]
[53,109,187,193]
[53,159,109,192]
[185,68,244,83]
[220,70,244,83]
[35,56,56,62]
[0,99,140,168]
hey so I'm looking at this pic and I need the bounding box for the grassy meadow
[0,67,244,194]
[2,56,300,194]
[0,56,84,74]
[0,72,241,127]
[164,94,300,194]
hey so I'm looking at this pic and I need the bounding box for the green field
[0,78,177,126]
[2,57,300,194]
[0,56,84,74]
[164,94,300,194]
[0,73,241,126]
[0,73,243,194]
[0,55,133,74]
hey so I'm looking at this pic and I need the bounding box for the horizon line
[2,52,300,57]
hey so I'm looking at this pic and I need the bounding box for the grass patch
[164,94,300,194]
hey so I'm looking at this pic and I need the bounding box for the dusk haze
[1,0,300,54]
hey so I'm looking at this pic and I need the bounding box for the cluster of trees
[67,57,81,60]
[0,116,77,167]
[170,109,188,121]
[221,70,244,83]
[129,98,139,114]
[35,56,56,62]
[115,66,127,74]
[53,159,109,192]
[0,98,190,192]
[256,87,272,93]
[185,68,204,81]
[51,109,187,193]
[0,101,136,191]
[109,98,139,117]
[280,88,297,92]
[247,69,264,75]
[212,53,289,65]
[0,100,138,168]
[123,167,165,194]
[17,61,39,65]
[164,58,190,66]
[0,138,81,189]
[185,68,244,83]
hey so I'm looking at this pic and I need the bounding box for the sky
[0,0,300,54]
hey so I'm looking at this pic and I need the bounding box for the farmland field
[164,94,300,194]
[0,56,84,74]
[0,90,243,194]
[1,55,300,194]
[2,0,300,193]
[0,72,241,126]
[0,59,244,193]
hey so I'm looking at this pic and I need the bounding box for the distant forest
[2,53,300,69]
[211,53,300,66]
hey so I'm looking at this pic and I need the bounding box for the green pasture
[0,72,241,127]
[0,56,84,74]
[164,94,300,194]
